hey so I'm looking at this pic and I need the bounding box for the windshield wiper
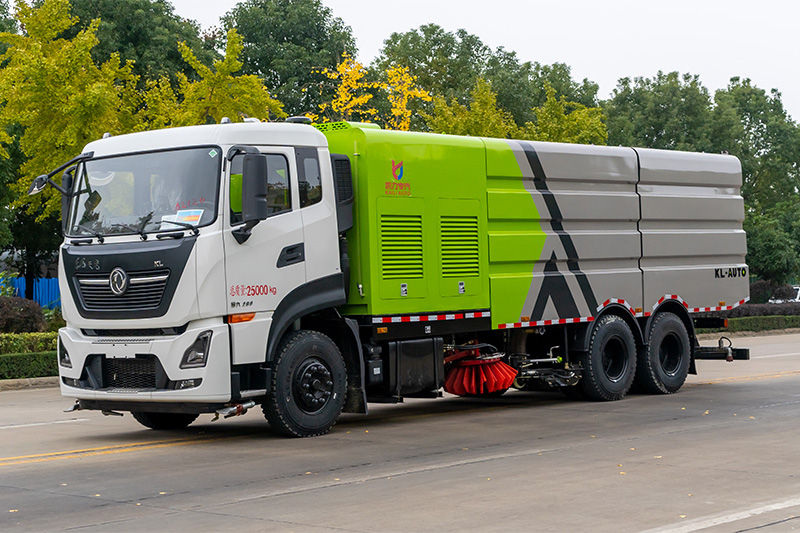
[157,219,199,236]
[111,212,153,240]
[72,224,105,243]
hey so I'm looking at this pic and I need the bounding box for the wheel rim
[293,357,334,414]
[601,336,628,382]
[658,332,683,376]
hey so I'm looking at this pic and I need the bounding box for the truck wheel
[263,330,347,437]
[131,412,198,430]
[635,312,691,394]
[578,315,636,401]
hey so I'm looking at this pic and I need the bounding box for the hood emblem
[109,267,129,296]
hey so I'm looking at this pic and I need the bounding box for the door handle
[277,243,305,268]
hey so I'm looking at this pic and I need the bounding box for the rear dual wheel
[635,312,691,394]
[577,315,637,401]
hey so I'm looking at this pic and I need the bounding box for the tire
[635,312,691,394]
[131,411,198,430]
[263,330,347,437]
[577,315,637,401]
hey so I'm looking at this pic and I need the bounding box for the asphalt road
[1,333,799,532]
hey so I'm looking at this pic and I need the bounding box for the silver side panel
[510,141,643,320]
[508,140,748,324]
[636,148,748,311]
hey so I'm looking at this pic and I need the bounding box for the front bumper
[58,320,231,405]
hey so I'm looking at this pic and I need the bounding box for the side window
[296,147,322,208]
[229,153,291,225]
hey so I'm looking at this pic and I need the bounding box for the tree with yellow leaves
[315,52,383,122]
[385,64,430,131]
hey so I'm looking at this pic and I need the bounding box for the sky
[169,0,800,120]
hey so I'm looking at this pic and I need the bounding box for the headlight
[58,337,72,368]
[180,330,213,368]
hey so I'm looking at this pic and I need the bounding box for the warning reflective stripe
[654,295,749,313]
[499,316,594,329]
[498,296,749,331]
[688,297,749,313]
[372,310,490,325]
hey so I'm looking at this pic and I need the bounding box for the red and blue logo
[392,160,404,180]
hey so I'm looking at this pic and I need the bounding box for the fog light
[58,337,72,368]
[180,331,212,368]
[175,378,202,390]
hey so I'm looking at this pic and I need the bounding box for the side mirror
[27,175,49,196]
[233,154,268,244]
[241,154,269,223]
[60,168,75,234]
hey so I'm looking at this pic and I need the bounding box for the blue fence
[0,277,61,309]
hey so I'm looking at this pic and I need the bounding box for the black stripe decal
[518,141,598,312]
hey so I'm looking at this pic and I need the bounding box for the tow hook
[64,400,82,413]
[213,400,256,421]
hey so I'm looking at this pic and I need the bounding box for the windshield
[67,147,221,237]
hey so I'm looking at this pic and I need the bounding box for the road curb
[0,376,59,391]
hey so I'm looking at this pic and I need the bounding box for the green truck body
[322,122,748,332]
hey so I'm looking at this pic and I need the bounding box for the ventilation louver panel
[381,214,423,279]
[441,215,480,278]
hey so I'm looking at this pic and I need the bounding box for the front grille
[104,356,156,389]
[77,269,169,311]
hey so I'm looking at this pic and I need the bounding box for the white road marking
[0,418,89,430]
[642,496,800,533]
[752,352,798,359]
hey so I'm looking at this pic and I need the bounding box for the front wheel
[577,315,637,401]
[263,330,347,437]
[131,412,198,430]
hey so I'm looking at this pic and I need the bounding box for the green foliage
[0,332,57,354]
[62,0,217,85]
[519,85,607,145]
[605,71,714,152]
[139,29,286,127]
[0,0,16,34]
[727,316,800,333]
[376,24,488,106]
[221,0,356,116]
[0,351,57,379]
[744,204,800,284]
[42,307,65,331]
[713,78,800,211]
[423,78,517,138]
[0,0,139,219]
[0,296,46,332]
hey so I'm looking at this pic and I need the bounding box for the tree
[61,0,216,84]
[604,71,714,152]
[384,64,430,131]
[519,84,607,145]
[0,0,288,296]
[0,0,16,34]
[313,52,381,122]
[0,0,138,220]
[375,24,488,105]
[712,78,800,211]
[221,0,356,116]
[423,78,517,138]
[140,29,286,127]
[744,209,799,285]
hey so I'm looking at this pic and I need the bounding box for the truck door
[223,147,305,365]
